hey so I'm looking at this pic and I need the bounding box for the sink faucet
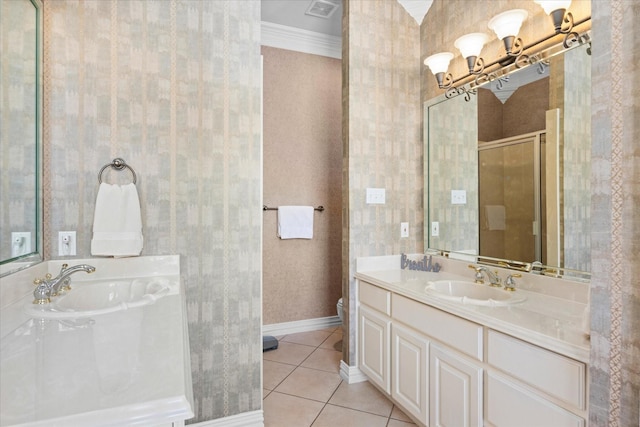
[468,264,502,287]
[33,263,96,304]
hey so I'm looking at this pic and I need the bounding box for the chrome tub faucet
[33,263,96,304]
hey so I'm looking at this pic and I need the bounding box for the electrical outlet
[431,221,439,237]
[58,231,77,256]
[10,232,31,257]
[401,222,409,238]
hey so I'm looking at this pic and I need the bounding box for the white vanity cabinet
[391,322,429,425]
[356,277,587,427]
[358,282,392,393]
[485,330,587,427]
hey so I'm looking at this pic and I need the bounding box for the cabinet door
[391,323,429,426]
[359,304,391,393]
[485,372,585,427]
[430,344,482,427]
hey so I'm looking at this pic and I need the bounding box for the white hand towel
[91,182,144,256]
[277,206,314,239]
[484,205,506,231]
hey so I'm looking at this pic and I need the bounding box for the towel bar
[98,158,137,184]
[263,205,324,212]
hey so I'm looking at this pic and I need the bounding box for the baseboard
[339,360,368,384]
[189,410,263,427]
[263,316,341,336]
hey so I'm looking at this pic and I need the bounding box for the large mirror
[425,39,591,279]
[0,0,43,275]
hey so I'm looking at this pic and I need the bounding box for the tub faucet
[33,263,96,304]
[468,264,501,287]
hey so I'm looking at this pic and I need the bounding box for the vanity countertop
[0,256,193,427]
[355,262,590,363]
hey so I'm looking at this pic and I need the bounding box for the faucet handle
[504,273,522,291]
[468,264,484,284]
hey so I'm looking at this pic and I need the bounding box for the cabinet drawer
[359,281,391,316]
[486,372,585,427]
[392,294,483,361]
[487,330,586,410]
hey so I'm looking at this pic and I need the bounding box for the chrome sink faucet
[33,263,96,304]
[468,264,502,287]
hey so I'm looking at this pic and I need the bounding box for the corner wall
[342,0,423,365]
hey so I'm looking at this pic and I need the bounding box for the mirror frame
[0,0,43,277]
[424,33,592,282]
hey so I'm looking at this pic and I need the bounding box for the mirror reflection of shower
[478,132,548,265]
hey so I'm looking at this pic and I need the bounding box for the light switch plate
[451,189,467,205]
[401,222,409,238]
[366,188,386,204]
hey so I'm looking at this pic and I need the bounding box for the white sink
[425,280,526,306]
[24,277,173,319]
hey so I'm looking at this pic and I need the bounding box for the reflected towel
[485,205,506,231]
[277,206,314,239]
[91,183,144,256]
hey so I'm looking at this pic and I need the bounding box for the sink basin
[24,278,173,319]
[425,280,526,306]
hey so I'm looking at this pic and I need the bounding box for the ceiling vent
[305,0,340,19]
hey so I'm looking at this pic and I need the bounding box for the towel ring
[98,158,137,184]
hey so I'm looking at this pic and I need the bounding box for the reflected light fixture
[424,0,589,100]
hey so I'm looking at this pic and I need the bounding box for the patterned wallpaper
[589,1,639,425]
[43,1,262,422]
[342,0,423,365]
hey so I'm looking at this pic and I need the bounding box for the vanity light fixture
[424,0,590,100]
[454,33,490,73]
[487,9,528,56]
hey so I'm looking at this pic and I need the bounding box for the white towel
[484,205,506,230]
[277,206,314,239]
[91,183,144,256]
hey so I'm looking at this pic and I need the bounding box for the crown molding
[261,21,342,59]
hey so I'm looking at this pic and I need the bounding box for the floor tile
[301,347,343,373]
[282,330,333,347]
[311,404,388,427]
[263,392,324,427]
[275,366,342,402]
[328,381,393,417]
[390,405,414,422]
[263,360,296,391]
[387,419,417,427]
[319,331,343,352]
[263,341,316,366]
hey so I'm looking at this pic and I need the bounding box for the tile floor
[263,326,417,427]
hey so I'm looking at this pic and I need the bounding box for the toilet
[336,298,343,323]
